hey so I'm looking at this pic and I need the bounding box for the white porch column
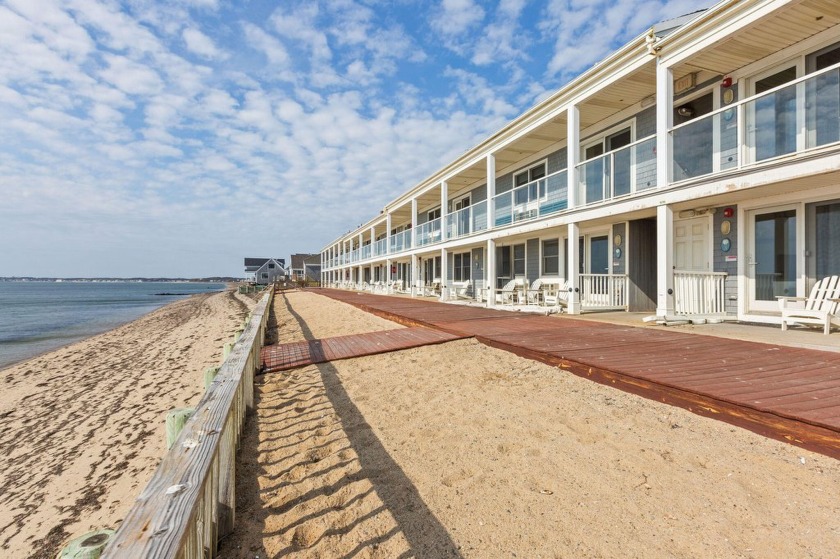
[567,105,580,209]
[440,181,448,240]
[656,204,675,317]
[411,198,418,249]
[567,223,581,314]
[386,213,392,255]
[486,238,496,307]
[369,226,375,258]
[656,56,673,190]
[440,248,449,301]
[486,154,496,228]
[411,253,419,297]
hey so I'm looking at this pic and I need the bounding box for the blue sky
[0,0,708,278]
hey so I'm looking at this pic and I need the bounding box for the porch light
[676,105,694,117]
[721,76,733,88]
[723,207,734,218]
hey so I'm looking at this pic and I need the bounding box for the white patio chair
[543,279,570,308]
[779,276,840,335]
[451,280,473,299]
[494,279,519,305]
[525,278,543,305]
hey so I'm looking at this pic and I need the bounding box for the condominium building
[321,0,840,325]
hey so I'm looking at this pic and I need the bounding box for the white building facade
[321,0,840,325]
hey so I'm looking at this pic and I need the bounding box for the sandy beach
[222,290,840,558]
[0,288,255,559]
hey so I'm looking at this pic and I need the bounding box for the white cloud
[182,27,226,59]
[430,0,485,39]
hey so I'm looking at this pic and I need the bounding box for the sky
[0,0,709,278]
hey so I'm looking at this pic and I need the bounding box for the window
[268,263,275,269]
[514,162,547,204]
[428,207,441,221]
[542,240,559,275]
[261,273,268,279]
[513,244,526,276]
[454,252,471,281]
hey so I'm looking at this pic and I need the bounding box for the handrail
[102,289,274,558]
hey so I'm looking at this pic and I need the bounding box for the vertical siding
[611,223,626,275]
[472,247,485,293]
[526,238,540,282]
[713,204,738,315]
[628,218,657,312]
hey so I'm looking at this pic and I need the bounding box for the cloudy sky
[0,0,707,278]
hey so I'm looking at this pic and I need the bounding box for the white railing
[102,290,273,558]
[674,271,728,315]
[445,200,488,239]
[390,229,412,253]
[576,136,656,206]
[373,238,387,257]
[579,273,628,309]
[493,170,568,227]
[670,60,840,182]
[416,217,442,247]
[360,245,371,260]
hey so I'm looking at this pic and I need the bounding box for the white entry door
[674,217,710,271]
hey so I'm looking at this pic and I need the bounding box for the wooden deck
[317,289,840,459]
[261,327,466,372]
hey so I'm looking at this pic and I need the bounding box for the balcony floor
[318,288,840,459]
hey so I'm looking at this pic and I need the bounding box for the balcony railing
[445,200,488,240]
[670,60,840,182]
[390,229,413,253]
[576,137,656,206]
[373,238,387,257]
[416,217,442,247]
[493,170,568,228]
[674,271,728,315]
[579,273,628,309]
[361,245,371,260]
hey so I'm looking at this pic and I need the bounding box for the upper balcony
[670,61,840,183]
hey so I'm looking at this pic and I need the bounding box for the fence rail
[674,270,728,315]
[579,273,628,309]
[101,289,274,559]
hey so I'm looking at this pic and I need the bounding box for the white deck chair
[452,280,473,299]
[494,279,519,305]
[543,279,570,308]
[779,276,840,335]
[526,278,544,305]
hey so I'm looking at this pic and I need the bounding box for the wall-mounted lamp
[721,76,733,88]
[723,207,734,218]
[676,105,695,118]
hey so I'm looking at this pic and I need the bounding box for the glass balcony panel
[417,217,442,247]
[540,170,568,215]
[806,67,840,149]
[472,200,487,232]
[613,149,631,196]
[747,81,798,162]
[493,192,513,227]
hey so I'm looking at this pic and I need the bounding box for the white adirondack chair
[494,279,520,305]
[526,278,544,305]
[451,280,473,299]
[779,276,840,335]
[543,279,570,308]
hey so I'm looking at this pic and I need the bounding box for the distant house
[244,257,286,285]
[290,254,321,282]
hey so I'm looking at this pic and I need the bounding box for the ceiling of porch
[672,0,840,78]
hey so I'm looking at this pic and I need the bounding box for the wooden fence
[100,289,273,558]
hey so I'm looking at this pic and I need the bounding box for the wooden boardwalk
[318,289,840,459]
[261,327,466,372]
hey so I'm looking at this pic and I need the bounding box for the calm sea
[0,281,225,370]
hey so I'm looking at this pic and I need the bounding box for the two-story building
[321,0,840,325]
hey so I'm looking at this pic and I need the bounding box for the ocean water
[0,281,225,370]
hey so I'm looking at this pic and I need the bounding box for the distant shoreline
[0,277,241,283]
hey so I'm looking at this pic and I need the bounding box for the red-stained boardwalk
[317,288,840,459]
[261,327,466,372]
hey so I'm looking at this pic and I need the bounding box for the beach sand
[0,288,255,559]
[222,290,840,558]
